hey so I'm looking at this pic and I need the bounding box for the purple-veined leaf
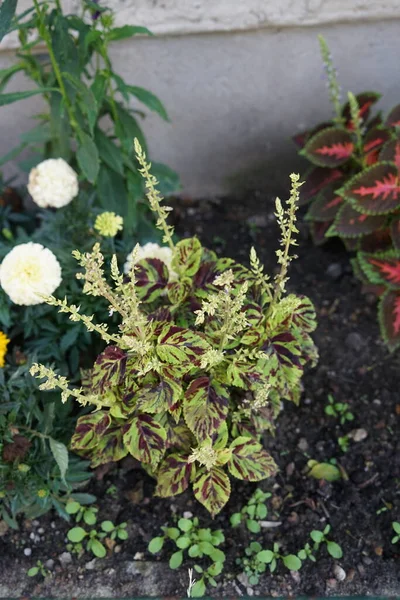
[379,289,400,350]
[342,92,381,129]
[379,135,400,171]
[306,186,344,222]
[155,453,195,497]
[341,162,400,215]
[156,325,209,370]
[171,237,202,278]
[328,203,386,238]
[301,127,354,167]
[136,379,183,414]
[192,466,231,516]
[300,167,344,205]
[90,424,128,467]
[227,437,278,481]
[91,346,127,394]
[385,104,400,128]
[135,257,169,302]
[363,126,391,165]
[310,219,334,245]
[183,377,229,442]
[71,412,112,452]
[292,121,332,149]
[123,413,166,467]
[359,228,392,253]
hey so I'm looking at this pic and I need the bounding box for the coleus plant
[294,35,400,350]
[31,140,318,517]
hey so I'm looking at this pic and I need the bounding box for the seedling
[310,525,343,558]
[237,541,301,585]
[338,435,350,453]
[106,485,118,498]
[391,522,400,544]
[230,488,271,533]
[149,516,225,596]
[66,500,98,525]
[27,560,50,578]
[297,542,317,562]
[307,459,341,481]
[325,395,354,425]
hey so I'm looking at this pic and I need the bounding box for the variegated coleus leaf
[155,452,195,497]
[285,294,317,333]
[379,289,400,351]
[167,279,191,305]
[306,186,344,222]
[359,228,392,253]
[340,162,400,215]
[192,466,231,517]
[164,421,194,451]
[390,216,400,250]
[379,134,400,171]
[301,127,354,168]
[122,413,167,468]
[134,257,169,302]
[384,103,400,128]
[183,376,229,442]
[90,423,129,467]
[227,436,278,481]
[358,250,400,288]
[342,91,381,130]
[171,237,202,278]
[135,378,183,414]
[71,411,112,452]
[327,203,386,238]
[91,346,127,395]
[259,332,303,394]
[363,126,391,165]
[156,325,210,372]
[309,219,334,245]
[300,167,344,205]
[292,121,332,149]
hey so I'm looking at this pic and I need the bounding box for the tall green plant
[0,0,179,236]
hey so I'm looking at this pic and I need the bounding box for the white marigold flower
[94,212,123,237]
[0,242,62,305]
[124,242,178,282]
[28,158,79,208]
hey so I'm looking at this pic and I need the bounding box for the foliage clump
[32,141,318,516]
[294,35,400,350]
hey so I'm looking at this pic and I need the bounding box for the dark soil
[1,190,399,597]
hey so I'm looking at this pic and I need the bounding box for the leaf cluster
[295,35,400,350]
[32,144,318,516]
[149,516,225,597]
[0,0,179,235]
[324,394,354,425]
[230,487,271,533]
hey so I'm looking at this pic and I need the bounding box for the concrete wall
[1,1,400,197]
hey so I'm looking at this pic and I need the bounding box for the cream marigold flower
[0,243,62,306]
[0,331,10,368]
[124,242,178,282]
[28,158,78,208]
[94,212,123,237]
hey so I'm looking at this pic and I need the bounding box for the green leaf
[0,0,17,43]
[123,413,166,468]
[246,519,261,533]
[172,237,202,278]
[230,512,242,527]
[96,165,126,213]
[256,503,268,519]
[90,538,107,558]
[117,528,128,540]
[327,541,343,559]
[393,522,400,535]
[65,501,81,515]
[178,517,193,532]
[108,25,152,41]
[62,72,98,134]
[248,574,259,585]
[193,467,231,517]
[95,128,124,175]
[77,131,99,183]
[283,554,302,571]
[0,89,57,107]
[91,346,127,395]
[208,561,224,576]
[49,438,69,484]
[156,326,210,372]
[83,510,97,526]
[228,437,278,482]
[151,162,180,196]
[126,85,169,121]
[155,453,194,498]
[209,548,225,563]
[101,520,115,533]
[27,566,39,577]
[169,550,183,569]
[308,460,341,482]
[148,536,164,553]
[67,526,87,543]
[183,376,229,442]
[134,258,169,303]
[191,578,206,597]
[176,536,191,549]
[256,550,274,563]
[310,530,324,543]
[188,544,200,558]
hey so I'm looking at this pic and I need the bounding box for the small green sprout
[27,560,50,578]
[230,488,271,533]
[391,522,400,544]
[338,435,350,453]
[297,542,317,563]
[66,500,98,525]
[310,524,343,558]
[237,541,301,584]
[325,394,354,425]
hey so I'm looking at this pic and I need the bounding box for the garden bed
[0,188,399,598]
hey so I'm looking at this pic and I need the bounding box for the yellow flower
[94,212,123,237]
[0,331,9,367]
[37,489,48,498]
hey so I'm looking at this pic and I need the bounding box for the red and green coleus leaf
[192,466,231,516]
[155,452,195,497]
[90,424,129,467]
[123,413,167,468]
[156,325,209,371]
[171,237,202,278]
[384,103,400,128]
[292,121,332,149]
[183,376,229,442]
[227,436,278,481]
[342,91,381,129]
[301,127,354,167]
[306,186,344,222]
[71,411,112,452]
[379,289,400,351]
[91,346,127,395]
[134,257,169,302]
[300,167,344,205]
[358,250,400,288]
[363,126,391,165]
[390,215,400,250]
[260,332,303,382]
[359,228,392,253]
[379,135,400,171]
[340,162,400,215]
[135,378,183,414]
[310,219,334,245]
[327,203,386,238]
[285,294,317,333]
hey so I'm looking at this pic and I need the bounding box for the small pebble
[45,559,55,569]
[85,559,96,570]
[58,551,72,566]
[334,565,346,581]
[349,428,368,442]
[133,551,144,560]
[246,587,254,597]
[297,437,308,452]
[38,527,45,534]
[23,548,32,556]
[183,511,193,519]
[32,520,40,527]
[326,263,342,281]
